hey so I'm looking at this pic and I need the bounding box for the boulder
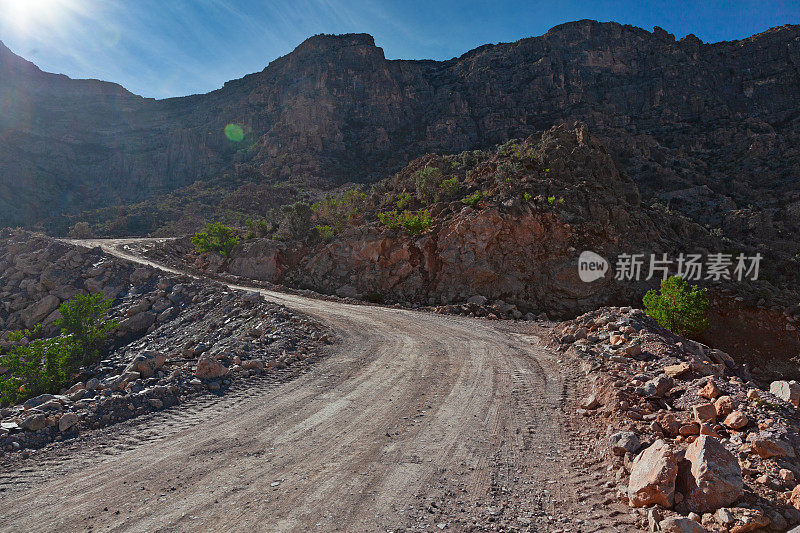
[724,507,770,533]
[127,351,167,378]
[665,363,691,378]
[770,380,800,407]
[195,356,229,379]
[58,412,79,432]
[628,440,679,508]
[467,295,487,306]
[658,412,682,437]
[19,413,47,432]
[722,411,748,430]
[679,435,743,513]
[698,380,721,400]
[750,435,795,459]
[335,285,360,299]
[609,431,641,456]
[642,375,674,398]
[692,403,717,423]
[658,516,707,532]
[119,312,156,334]
[240,359,265,371]
[713,396,734,417]
[20,294,60,329]
[23,393,57,410]
[130,268,152,285]
[791,485,800,510]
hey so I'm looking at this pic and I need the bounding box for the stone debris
[0,232,331,454]
[553,306,800,531]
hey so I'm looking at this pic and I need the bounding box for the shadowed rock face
[2,21,800,237]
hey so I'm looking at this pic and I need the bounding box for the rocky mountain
[2,21,799,247]
[139,124,800,367]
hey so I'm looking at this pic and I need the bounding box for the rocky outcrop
[217,125,712,317]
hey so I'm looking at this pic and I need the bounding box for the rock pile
[556,307,800,532]
[0,231,330,454]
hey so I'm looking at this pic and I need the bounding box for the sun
[1,0,70,32]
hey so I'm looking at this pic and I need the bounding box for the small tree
[643,276,710,337]
[191,222,239,257]
[278,202,314,241]
[56,293,118,365]
[0,294,118,406]
[68,221,94,238]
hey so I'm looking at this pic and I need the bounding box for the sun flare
[1,0,70,32]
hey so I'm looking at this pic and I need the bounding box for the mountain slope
[1,21,799,240]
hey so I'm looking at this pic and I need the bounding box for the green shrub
[499,139,518,156]
[68,221,94,239]
[415,166,444,203]
[312,188,366,233]
[461,191,483,207]
[401,210,432,236]
[395,192,413,210]
[244,218,273,239]
[0,331,79,406]
[0,294,117,406]
[191,222,239,257]
[378,210,402,229]
[364,291,384,304]
[378,210,432,236]
[524,192,532,202]
[315,224,335,241]
[643,276,710,337]
[440,177,460,198]
[279,202,314,241]
[56,293,118,365]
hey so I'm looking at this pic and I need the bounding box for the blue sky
[1,0,798,99]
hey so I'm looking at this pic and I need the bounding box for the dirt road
[0,240,636,532]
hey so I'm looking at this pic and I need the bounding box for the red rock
[664,363,691,378]
[750,436,794,459]
[628,440,679,508]
[692,403,717,423]
[699,380,722,400]
[678,436,743,514]
[791,485,800,510]
[195,356,229,379]
[679,423,701,437]
[723,411,749,430]
[713,396,734,417]
[658,413,682,437]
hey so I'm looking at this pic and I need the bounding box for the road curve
[0,240,635,532]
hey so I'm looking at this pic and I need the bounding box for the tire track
[0,239,637,532]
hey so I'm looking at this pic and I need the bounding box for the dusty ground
[0,240,637,532]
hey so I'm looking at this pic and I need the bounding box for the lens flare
[224,123,244,142]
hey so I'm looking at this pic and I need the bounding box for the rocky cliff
[145,124,799,364]
[2,21,799,249]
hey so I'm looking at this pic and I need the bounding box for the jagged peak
[298,33,375,48]
[295,33,377,53]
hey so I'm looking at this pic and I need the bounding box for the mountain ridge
[1,20,799,245]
